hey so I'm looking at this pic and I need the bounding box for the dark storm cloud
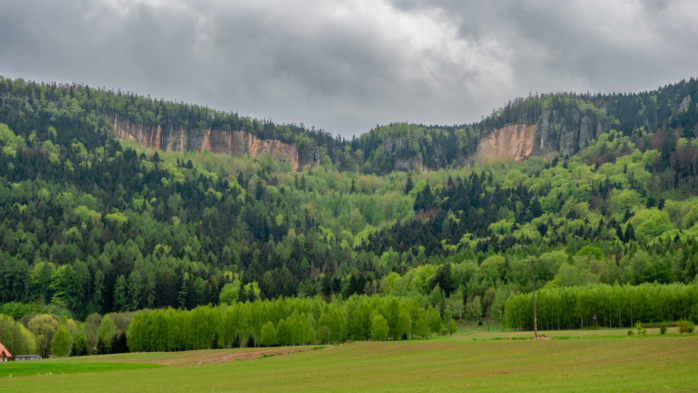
[1,0,697,137]
[389,0,698,93]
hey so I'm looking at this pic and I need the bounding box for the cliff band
[112,115,319,170]
[475,124,536,164]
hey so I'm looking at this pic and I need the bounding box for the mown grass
[2,331,697,392]
[0,361,162,378]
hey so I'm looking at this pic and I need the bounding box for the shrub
[635,322,646,336]
[678,320,695,334]
[627,329,634,336]
[658,322,667,335]
[449,319,458,335]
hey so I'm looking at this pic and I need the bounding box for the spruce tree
[405,174,413,195]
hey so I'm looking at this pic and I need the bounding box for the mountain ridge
[3,76,697,173]
[0,75,698,319]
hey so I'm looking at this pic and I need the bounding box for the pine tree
[624,223,636,243]
[113,275,128,312]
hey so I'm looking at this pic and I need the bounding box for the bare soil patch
[143,346,317,367]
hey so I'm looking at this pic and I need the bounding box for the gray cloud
[1,0,696,138]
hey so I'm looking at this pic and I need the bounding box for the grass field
[0,362,162,378]
[2,329,697,392]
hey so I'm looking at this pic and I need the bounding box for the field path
[149,347,316,366]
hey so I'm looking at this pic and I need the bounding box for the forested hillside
[1,76,698,350]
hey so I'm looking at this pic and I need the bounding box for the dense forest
[1,76,698,357]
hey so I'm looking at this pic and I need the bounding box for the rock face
[475,124,537,164]
[679,95,692,112]
[297,141,321,170]
[112,115,317,170]
[535,109,608,157]
[473,107,610,164]
[382,137,440,172]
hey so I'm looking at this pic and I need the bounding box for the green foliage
[682,204,698,229]
[659,321,667,334]
[635,322,646,336]
[219,280,241,305]
[51,325,73,357]
[27,314,59,358]
[0,123,23,146]
[106,212,128,226]
[260,321,276,347]
[1,76,698,331]
[98,315,117,351]
[678,320,694,334]
[397,307,412,340]
[448,319,458,335]
[505,283,698,331]
[370,315,389,341]
[0,122,23,156]
[0,314,37,356]
[125,295,444,352]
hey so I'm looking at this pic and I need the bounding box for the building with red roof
[0,343,11,362]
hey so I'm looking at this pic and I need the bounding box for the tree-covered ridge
[1,73,698,334]
[0,76,345,161]
[353,123,480,173]
[353,78,698,173]
[2,76,697,175]
[483,77,697,135]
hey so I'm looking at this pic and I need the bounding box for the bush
[448,319,458,335]
[678,320,695,334]
[635,322,646,336]
[627,329,634,336]
[658,322,667,335]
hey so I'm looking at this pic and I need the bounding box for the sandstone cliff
[472,107,610,164]
[112,115,319,170]
[475,124,536,164]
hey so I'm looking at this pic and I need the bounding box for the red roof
[0,343,11,358]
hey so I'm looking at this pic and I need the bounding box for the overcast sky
[1,0,697,138]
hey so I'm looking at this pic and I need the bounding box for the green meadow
[2,329,697,392]
[0,361,162,378]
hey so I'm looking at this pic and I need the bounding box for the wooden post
[531,259,537,338]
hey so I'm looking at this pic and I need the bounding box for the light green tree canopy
[51,324,72,357]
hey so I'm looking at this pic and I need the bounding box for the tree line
[504,283,698,331]
[0,294,454,358]
[0,309,131,358]
[127,295,453,352]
